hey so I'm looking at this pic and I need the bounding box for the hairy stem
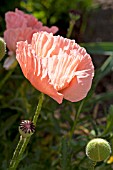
[70,100,84,139]
[66,20,75,38]
[88,161,97,170]
[8,93,44,170]
[9,136,24,169]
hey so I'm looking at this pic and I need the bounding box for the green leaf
[87,91,113,106]
[81,42,113,55]
[19,164,39,170]
[102,105,113,135]
[60,137,71,170]
[86,54,113,103]
[0,114,19,136]
[94,55,113,84]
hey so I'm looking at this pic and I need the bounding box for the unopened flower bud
[19,120,35,138]
[0,37,6,61]
[86,138,111,162]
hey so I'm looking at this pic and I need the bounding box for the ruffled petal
[16,41,63,104]
[4,28,37,52]
[16,32,94,103]
[15,9,58,34]
[60,53,94,102]
[40,26,59,34]
[4,29,17,52]
[47,49,79,91]
[5,11,26,29]
[31,31,76,58]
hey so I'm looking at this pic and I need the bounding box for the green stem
[9,136,24,169]
[33,93,44,125]
[70,100,84,139]
[9,137,30,170]
[66,20,75,38]
[8,93,44,170]
[88,161,96,170]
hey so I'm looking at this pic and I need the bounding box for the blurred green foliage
[21,0,93,40]
[21,0,92,24]
[0,0,113,170]
[0,0,93,39]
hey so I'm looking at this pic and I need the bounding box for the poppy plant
[16,31,94,104]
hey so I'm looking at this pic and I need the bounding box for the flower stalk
[66,20,75,38]
[88,161,97,170]
[8,92,44,170]
[69,99,84,139]
[9,136,25,169]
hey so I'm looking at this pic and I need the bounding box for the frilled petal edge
[16,41,64,104]
[60,54,94,102]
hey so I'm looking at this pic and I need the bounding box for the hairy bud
[86,138,111,162]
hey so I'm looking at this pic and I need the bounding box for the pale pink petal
[47,49,79,91]
[4,28,37,52]
[33,21,43,29]
[15,8,43,29]
[49,26,59,34]
[15,8,25,16]
[5,12,26,29]
[31,31,76,58]
[40,26,59,34]
[31,32,94,102]
[4,29,18,52]
[16,41,63,104]
[4,9,59,55]
[31,32,55,58]
[60,53,94,102]
[15,8,58,34]
[24,14,40,28]
[16,32,94,103]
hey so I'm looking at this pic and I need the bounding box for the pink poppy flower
[4,8,58,53]
[16,31,94,104]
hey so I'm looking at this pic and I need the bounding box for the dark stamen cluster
[19,120,35,134]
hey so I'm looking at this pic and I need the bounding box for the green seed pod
[0,37,6,61]
[86,138,111,162]
[19,120,35,138]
